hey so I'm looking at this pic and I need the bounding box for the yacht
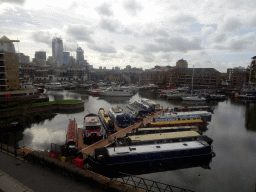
[45,82,63,90]
[99,87,134,97]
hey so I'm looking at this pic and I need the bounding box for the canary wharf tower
[52,37,63,66]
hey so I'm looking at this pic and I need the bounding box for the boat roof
[135,126,198,131]
[99,108,111,121]
[107,141,207,156]
[150,119,203,125]
[129,131,200,142]
[173,111,212,115]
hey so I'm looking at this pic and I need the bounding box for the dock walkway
[79,111,162,155]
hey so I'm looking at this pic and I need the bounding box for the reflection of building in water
[97,96,130,104]
[245,103,256,131]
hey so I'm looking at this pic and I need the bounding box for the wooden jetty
[79,111,162,156]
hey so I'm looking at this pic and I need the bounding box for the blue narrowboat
[108,106,131,128]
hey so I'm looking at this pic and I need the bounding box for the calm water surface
[4,90,256,192]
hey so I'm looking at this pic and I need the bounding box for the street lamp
[11,122,18,157]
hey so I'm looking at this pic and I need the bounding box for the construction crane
[0,40,20,43]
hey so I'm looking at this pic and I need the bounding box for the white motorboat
[99,87,134,97]
[45,82,63,90]
[182,96,206,101]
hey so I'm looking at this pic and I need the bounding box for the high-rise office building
[76,47,84,64]
[35,51,46,60]
[63,52,70,66]
[52,37,63,66]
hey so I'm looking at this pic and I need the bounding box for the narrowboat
[126,103,149,117]
[146,119,208,128]
[128,126,199,136]
[87,140,214,169]
[154,111,212,122]
[116,131,213,146]
[65,118,78,153]
[173,106,214,113]
[98,108,116,134]
[134,100,155,113]
[108,106,131,128]
[119,105,140,123]
[82,113,106,144]
[141,99,161,111]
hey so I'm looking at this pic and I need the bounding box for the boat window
[86,126,101,130]
[156,146,161,148]
[183,143,188,146]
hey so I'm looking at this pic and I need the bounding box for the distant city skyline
[1,0,256,72]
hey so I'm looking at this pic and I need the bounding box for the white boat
[99,87,134,97]
[182,67,206,101]
[182,96,206,101]
[45,82,63,90]
[141,98,161,111]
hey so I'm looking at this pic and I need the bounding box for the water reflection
[245,102,256,131]
[97,96,131,104]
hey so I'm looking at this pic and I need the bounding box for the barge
[146,119,208,128]
[82,113,106,144]
[127,126,199,136]
[98,108,116,135]
[87,140,213,169]
[134,100,155,113]
[108,106,131,128]
[116,131,213,146]
[173,106,214,113]
[154,111,212,122]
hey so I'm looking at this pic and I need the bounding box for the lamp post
[11,122,18,157]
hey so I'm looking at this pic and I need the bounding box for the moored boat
[146,119,208,128]
[98,108,116,135]
[87,140,214,169]
[128,126,199,136]
[116,131,213,146]
[45,82,63,90]
[99,87,134,97]
[108,106,131,128]
[154,111,212,122]
[173,106,214,113]
[82,113,106,144]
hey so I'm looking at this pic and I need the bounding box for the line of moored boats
[64,99,216,171]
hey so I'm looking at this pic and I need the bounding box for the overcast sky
[1,0,256,72]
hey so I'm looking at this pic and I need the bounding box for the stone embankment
[0,101,84,119]
[0,144,142,192]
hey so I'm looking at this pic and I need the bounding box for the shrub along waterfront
[0,100,83,112]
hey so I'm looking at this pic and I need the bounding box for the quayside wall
[0,102,84,119]
[0,145,142,192]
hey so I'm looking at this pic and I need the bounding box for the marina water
[2,89,256,192]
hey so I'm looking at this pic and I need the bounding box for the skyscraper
[63,52,70,66]
[52,37,63,66]
[35,51,46,60]
[76,47,84,65]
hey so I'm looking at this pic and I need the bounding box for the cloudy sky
[1,0,256,72]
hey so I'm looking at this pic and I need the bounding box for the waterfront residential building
[52,37,63,66]
[227,67,248,88]
[0,51,20,91]
[165,68,221,88]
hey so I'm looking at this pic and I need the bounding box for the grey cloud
[211,33,227,43]
[140,36,203,53]
[32,31,52,46]
[246,14,256,28]
[88,43,117,53]
[143,54,155,62]
[159,54,172,62]
[142,27,169,37]
[99,18,120,32]
[66,25,94,43]
[0,0,26,5]
[212,32,256,51]
[96,2,114,17]
[219,17,242,33]
[123,0,143,17]
[173,14,197,24]
[201,26,214,37]
[124,45,136,52]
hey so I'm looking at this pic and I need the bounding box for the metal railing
[111,172,195,192]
